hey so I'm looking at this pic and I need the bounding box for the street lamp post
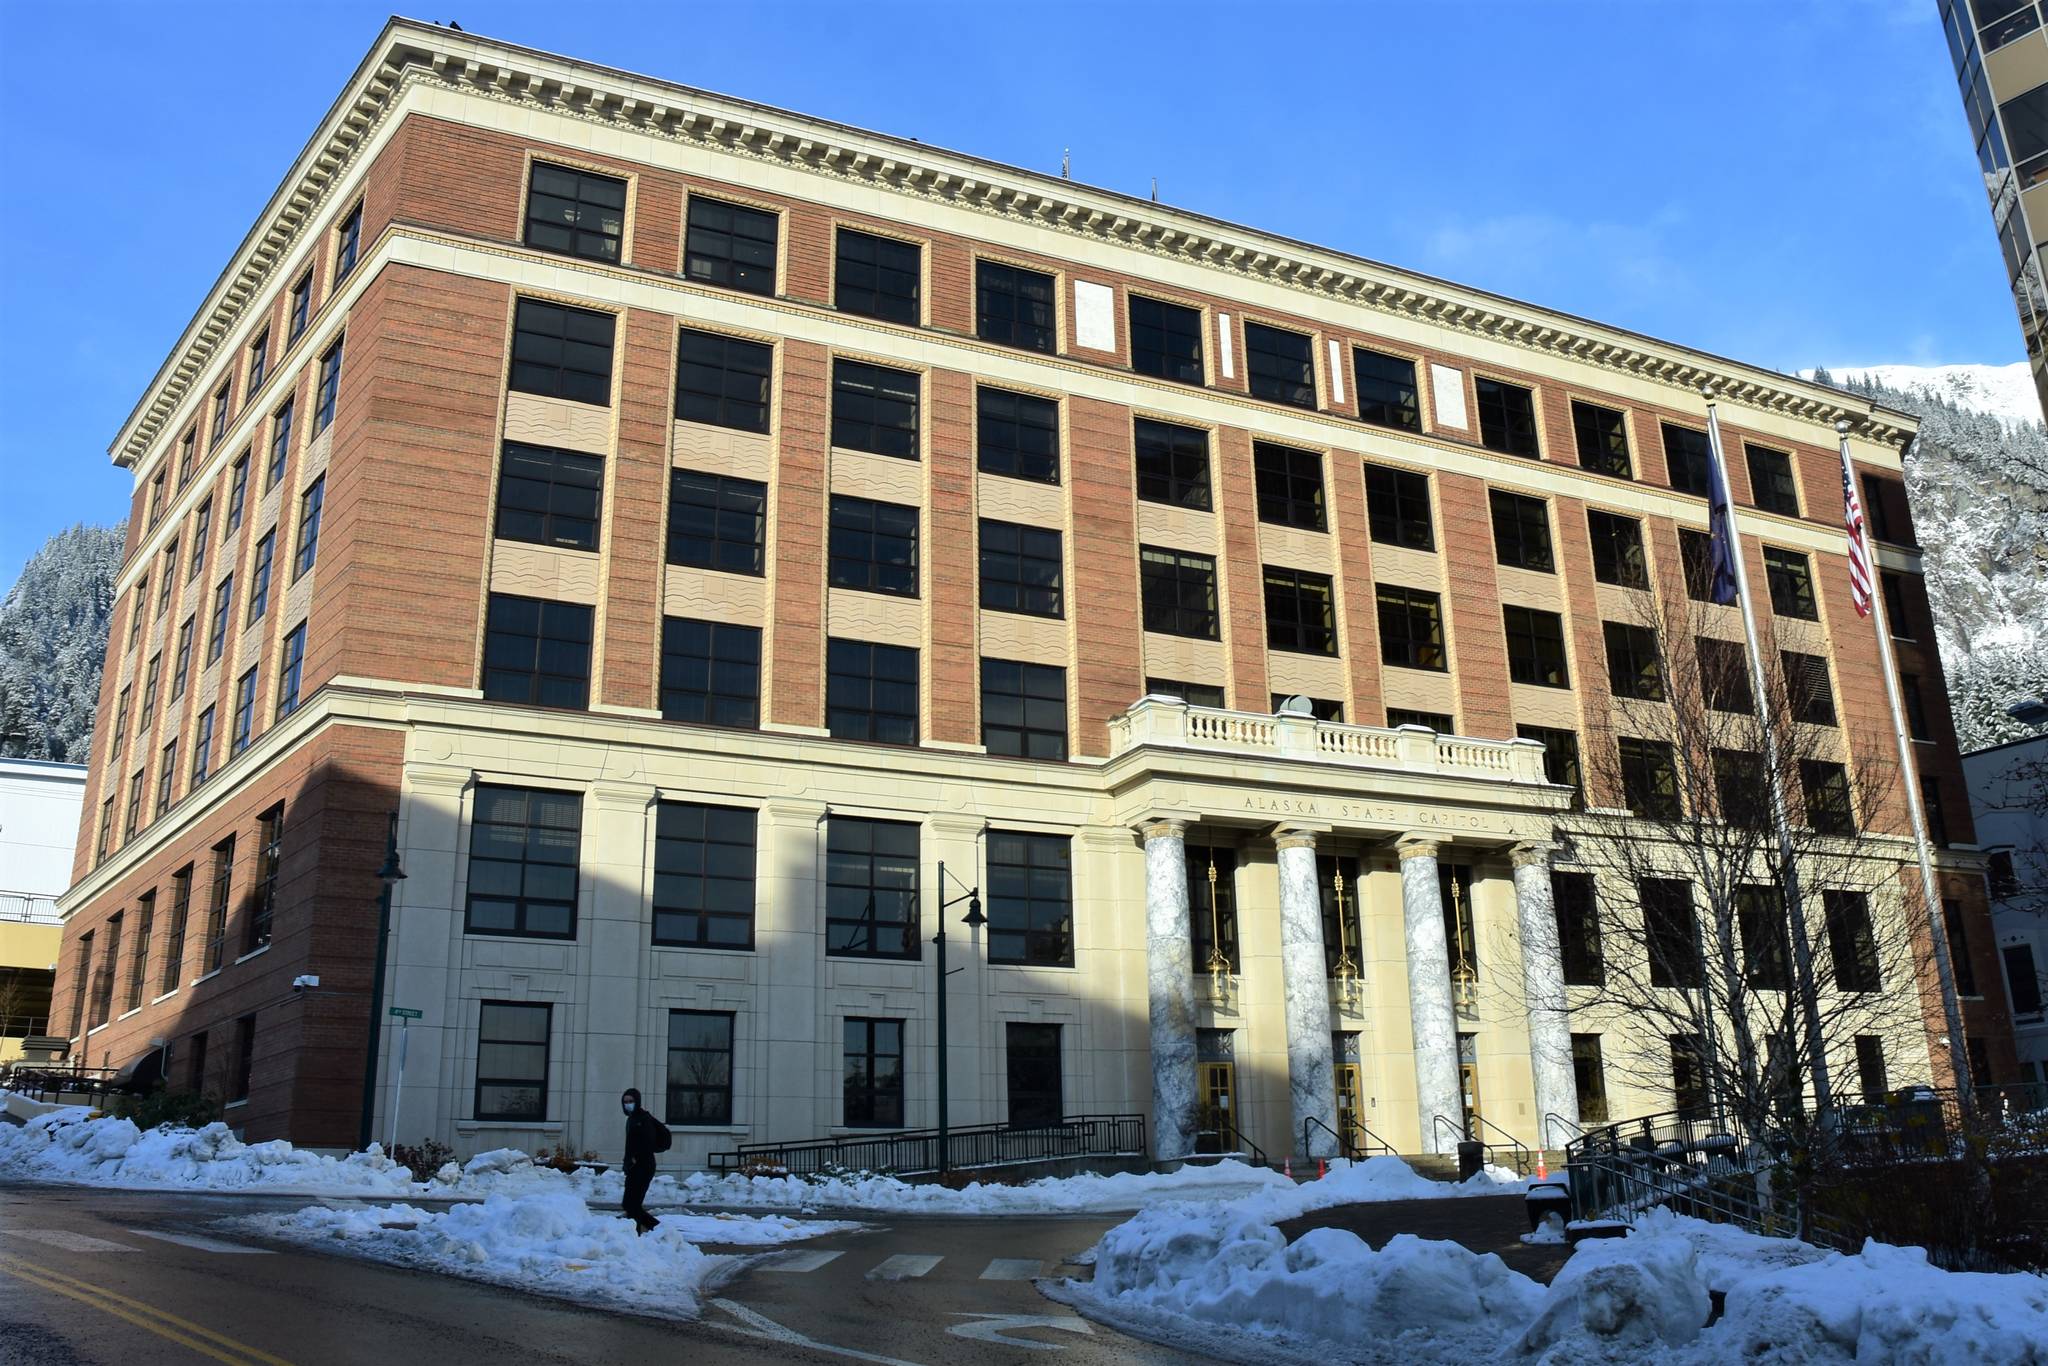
[931,860,983,1176]
[357,811,406,1152]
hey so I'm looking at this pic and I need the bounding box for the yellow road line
[0,1253,295,1366]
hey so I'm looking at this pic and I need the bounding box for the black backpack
[650,1117,673,1153]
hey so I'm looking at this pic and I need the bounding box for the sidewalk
[1275,1192,1570,1283]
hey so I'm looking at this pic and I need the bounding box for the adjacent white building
[1964,729,2048,1086]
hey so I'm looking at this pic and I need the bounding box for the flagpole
[1703,391,1834,1114]
[1836,420,1973,1111]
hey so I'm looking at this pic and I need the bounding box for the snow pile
[0,1109,417,1196]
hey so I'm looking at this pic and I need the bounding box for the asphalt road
[0,1181,1216,1365]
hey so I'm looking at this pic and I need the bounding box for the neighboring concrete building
[1938,0,2048,423]
[1,758,85,1064]
[1965,729,2048,1084]
[54,20,2016,1160]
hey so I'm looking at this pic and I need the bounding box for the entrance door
[1005,1023,1063,1128]
[1458,1031,1481,1135]
[1332,1029,1364,1151]
[1195,1027,1237,1154]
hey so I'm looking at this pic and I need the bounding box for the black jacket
[623,1108,664,1168]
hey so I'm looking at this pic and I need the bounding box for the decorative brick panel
[1436,472,1513,737]
[1214,426,1269,709]
[603,308,675,710]
[1067,396,1143,756]
[925,369,978,745]
[768,340,829,729]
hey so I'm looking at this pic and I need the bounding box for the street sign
[388,1007,422,1019]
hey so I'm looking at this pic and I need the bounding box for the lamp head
[376,848,407,886]
[961,892,986,930]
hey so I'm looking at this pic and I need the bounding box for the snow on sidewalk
[1061,1202,2048,1364]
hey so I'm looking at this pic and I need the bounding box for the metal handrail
[708,1113,1146,1177]
[1430,1113,1466,1155]
[1469,1113,1533,1175]
[1304,1113,1395,1161]
[1302,1114,1347,1159]
[1347,1117,1396,1157]
[1196,1118,1270,1169]
[1541,1112,1585,1151]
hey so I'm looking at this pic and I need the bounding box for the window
[1783,651,1836,725]
[1643,879,1701,987]
[73,930,94,1032]
[162,868,191,996]
[1133,417,1211,509]
[2005,943,2044,1019]
[475,1002,550,1120]
[509,299,613,405]
[684,196,778,295]
[831,359,919,458]
[331,203,362,283]
[826,638,919,745]
[188,501,211,580]
[1825,891,1881,993]
[267,398,294,490]
[666,1011,734,1125]
[210,381,232,450]
[110,688,130,761]
[158,545,177,613]
[128,579,146,646]
[1587,510,1648,588]
[1620,738,1681,820]
[480,594,592,709]
[465,786,581,939]
[674,328,771,433]
[247,534,273,623]
[247,331,269,393]
[227,453,249,532]
[1318,854,1362,978]
[1254,443,1326,530]
[1139,546,1219,639]
[659,617,760,728]
[1188,844,1239,973]
[1604,622,1665,701]
[138,655,161,734]
[831,496,921,596]
[1880,573,1912,638]
[1147,678,1226,708]
[1518,725,1582,796]
[123,769,145,842]
[231,1015,255,1103]
[1475,377,1538,456]
[987,831,1073,966]
[1762,547,1817,620]
[827,819,919,959]
[1863,473,1896,542]
[1503,606,1569,687]
[1968,1036,1991,1085]
[94,799,113,867]
[1697,638,1753,713]
[292,477,324,579]
[979,520,1063,616]
[287,271,312,344]
[495,443,602,551]
[976,260,1056,352]
[1662,423,1712,496]
[977,387,1059,482]
[1923,779,1951,848]
[652,802,756,949]
[1388,707,1454,731]
[186,1030,207,1095]
[171,619,194,700]
[1353,348,1420,431]
[148,469,166,528]
[1802,760,1855,835]
[1244,321,1316,408]
[1676,528,1714,602]
[190,709,214,788]
[1671,1035,1709,1118]
[667,469,766,574]
[1572,401,1632,478]
[178,431,197,489]
[1745,444,1799,516]
[1364,463,1433,550]
[1128,294,1204,384]
[1989,849,2020,901]
[1377,586,1445,670]
[981,658,1068,760]
[248,805,283,953]
[1900,672,1931,740]
[524,162,625,262]
[1738,885,1790,991]
[313,338,344,432]
[1854,1035,1888,1103]
[230,668,258,756]
[1489,490,1553,571]
[835,228,921,324]
[843,1018,905,1127]
[1555,871,1603,986]
[1006,1023,1063,1127]
[1572,1034,1610,1123]
[126,895,154,1016]
[155,742,177,817]
[203,836,234,974]
[1712,748,1766,828]
[275,623,307,719]
[1264,568,1337,655]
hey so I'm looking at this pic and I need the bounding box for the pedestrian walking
[619,1087,671,1234]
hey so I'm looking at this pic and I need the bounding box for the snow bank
[0,1108,418,1196]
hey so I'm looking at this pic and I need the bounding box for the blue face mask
[622,1100,636,1114]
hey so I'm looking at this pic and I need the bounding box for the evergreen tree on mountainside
[1813,368,2048,751]
[0,523,126,763]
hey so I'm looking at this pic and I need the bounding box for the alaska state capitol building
[52,20,2019,1165]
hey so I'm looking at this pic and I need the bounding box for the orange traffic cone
[1537,1152,1548,1181]
[1283,1156,1293,1179]
[1317,1158,1328,1179]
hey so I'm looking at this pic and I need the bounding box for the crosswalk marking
[978,1258,1042,1281]
[126,1229,273,1255]
[763,1249,844,1274]
[5,1229,136,1253]
[866,1253,943,1281]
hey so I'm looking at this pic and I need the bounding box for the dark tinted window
[987,832,1073,965]
[1129,294,1204,384]
[1489,489,1553,571]
[976,260,1056,352]
[481,594,592,709]
[1604,621,1665,701]
[1475,377,1538,456]
[685,197,777,295]
[465,786,581,939]
[1621,739,1681,821]
[831,359,920,458]
[1364,463,1433,550]
[1244,321,1315,408]
[652,803,756,949]
[1377,586,1445,670]
[1698,637,1754,713]
[831,496,920,596]
[1826,890,1881,993]
[1139,546,1219,639]
[476,1002,550,1119]
[1662,423,1712,496]
[1147,677,1225,707]
[977,387,1059,482]
[835,228,921,324]
[1746,443,1800,516]
[1572,401,1632,478]
[827,819,919,958]
[495,443,603,551]
[1503,605,1569,687]
[659,617,760,728]
[826,638,919,745]
[1517,724,1582,796]
[1387,707,1451,731]
[1782,651,1837,726]
[1763,547,1817,619]
[1680,528,1716,601]
[1802,759,1856,835]
[334,203,361,280]
[675,328,771,433]
[666,1011,734,1124]
[510,299,614,405]
[667,470,766,575]
[1587,510,1648,588]
[524,162,627,262]
[979,519,1063,616]
[982,658,1068,760]
[1265,568,1337,655]
[1353,349,1420,431]
[1254,443,1326,530]
[313,338,344,431]
[844,1017,905,1126]
[1554,870,1603,986]
[1133,418,1210,509]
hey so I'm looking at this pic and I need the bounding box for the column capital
[1510,841,1559,871]
[405,763,472,796]
[1395,833,1441,862]
[1137,816,1189,843]
[1271,824,1321,852]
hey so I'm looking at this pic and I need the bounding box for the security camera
[292,975,320,992]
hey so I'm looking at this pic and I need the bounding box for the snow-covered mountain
[1809,361,2042,431]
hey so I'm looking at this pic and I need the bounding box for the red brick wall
[602,308,675,710]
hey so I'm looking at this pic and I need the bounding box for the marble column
[1274,826,1340,1158]
[1511,843,1578,1147]
[1141,817,1198,1160]
[1399,835,1464,1154]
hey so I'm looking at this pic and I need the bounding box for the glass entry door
[1458,1031,1481,1135]
[1195,1028,1237,1154]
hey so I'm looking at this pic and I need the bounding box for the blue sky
[0,0,2015,588]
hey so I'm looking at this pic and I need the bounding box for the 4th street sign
[388,1007,422,1019]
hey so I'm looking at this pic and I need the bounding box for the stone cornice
[109,18,1920,471]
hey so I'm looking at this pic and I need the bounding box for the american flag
[1840,441,1873,618]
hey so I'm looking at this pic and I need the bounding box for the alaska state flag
[1705,432,1741,606]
